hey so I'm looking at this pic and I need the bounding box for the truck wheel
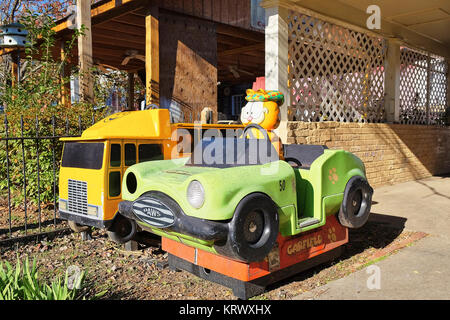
[338,176,373,229]
[216,193,279,263]
[68,220,90,233]
[107,214,137,244]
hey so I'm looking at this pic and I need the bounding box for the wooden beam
[217,34,260,47]
[93,26,146,44]
[218,54,265,67]
[91,0,146,25]
[53,0,143,33]
[145,2,160,106]
[77,0,94,105]
[92,41,144,53]
[112,14,145,28]
[216,23,264,42]
[92,36,144,50]
[94,20,146,36]
[218,42,265,57]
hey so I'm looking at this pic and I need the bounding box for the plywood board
[160,13,218,122]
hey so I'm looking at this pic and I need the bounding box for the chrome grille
[68,179,88,215]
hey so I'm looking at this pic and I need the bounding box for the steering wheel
[284,157,302,167]
[242,123,270,141]
[143,103,160,110]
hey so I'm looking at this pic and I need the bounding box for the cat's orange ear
[246,89,255,96]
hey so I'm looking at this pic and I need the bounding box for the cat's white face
[240,101,266,125]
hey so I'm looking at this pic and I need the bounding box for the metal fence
[0,114,95,245]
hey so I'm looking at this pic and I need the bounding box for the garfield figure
[240,89,284,131]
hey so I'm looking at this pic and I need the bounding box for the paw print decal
[328,168,339,185]
[327,227,337,242]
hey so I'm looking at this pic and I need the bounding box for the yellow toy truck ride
[58,108,243,243]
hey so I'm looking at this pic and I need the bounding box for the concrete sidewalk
[293,176,450,300]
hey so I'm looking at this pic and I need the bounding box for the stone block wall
[286,122,450,188]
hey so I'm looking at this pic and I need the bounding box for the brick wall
[286,122,450,188]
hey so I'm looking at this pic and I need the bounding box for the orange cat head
[240,89,284,130]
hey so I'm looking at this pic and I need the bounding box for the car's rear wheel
[107,214,137,244]
[215,193,279,263]
[338,176,373,228]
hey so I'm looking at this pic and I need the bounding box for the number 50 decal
[279,179,286,191]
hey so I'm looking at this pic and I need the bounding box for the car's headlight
[187,180,205,209]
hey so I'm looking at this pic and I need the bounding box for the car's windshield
[187,137,279,168]
[61,142,105,170]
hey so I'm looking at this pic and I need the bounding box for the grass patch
[361,255,389,268]
[0,255,104,300]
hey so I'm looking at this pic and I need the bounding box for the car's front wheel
[215,193,279,263]
[107,214,137,244]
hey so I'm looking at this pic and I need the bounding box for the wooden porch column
[385,39,401,123]
[127,72,135,110]
[11,53,19,88]
[77,0,94,105]
[60,41,72,107]
[145,2,160,106]
[263,4,290,142]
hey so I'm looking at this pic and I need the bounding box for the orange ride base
[162,215,348,299]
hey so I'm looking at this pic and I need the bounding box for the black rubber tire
[215,193,279,263]
[107,214,137,244]
[338,176,373,229]
[68,220,90,233]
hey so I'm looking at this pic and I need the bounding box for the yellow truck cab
[58,109,244,240]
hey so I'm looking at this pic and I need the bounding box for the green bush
[0,256,86,300]
[0,11,107,207]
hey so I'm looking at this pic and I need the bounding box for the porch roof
[263,0,450,59]
[1,0,265,83]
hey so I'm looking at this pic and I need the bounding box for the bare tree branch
[10,0,21,23]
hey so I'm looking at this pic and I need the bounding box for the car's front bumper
[118,197,229,242]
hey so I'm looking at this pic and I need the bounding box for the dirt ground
[0,194,59,241]
[0,210,427,300]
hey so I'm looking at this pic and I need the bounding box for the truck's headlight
[59,199,67,211]
[87,205,99,216]
[187,180,205,209]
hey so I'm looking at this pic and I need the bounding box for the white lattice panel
[399,48,429,124]
[400,48,448,125]
[287,12,386,123]
[429,55,448,125]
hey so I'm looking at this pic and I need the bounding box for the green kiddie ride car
[117,124,373,263]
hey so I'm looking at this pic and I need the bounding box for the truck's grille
[68,179,88,215]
